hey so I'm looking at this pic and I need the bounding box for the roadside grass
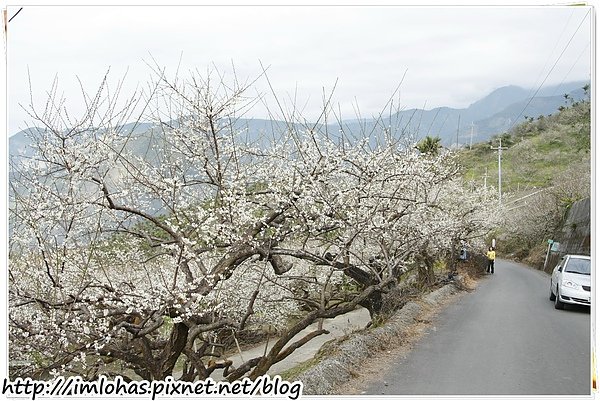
[279,357,323,381]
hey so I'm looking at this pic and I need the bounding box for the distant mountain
[378,81,589,146]
[9,81,589,156]
[9,127,39,158]
[474,88,588,139]
[466,86,528,120]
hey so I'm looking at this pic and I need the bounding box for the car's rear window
[565,258,591,275]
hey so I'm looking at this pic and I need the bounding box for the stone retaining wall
[545,197,590,272]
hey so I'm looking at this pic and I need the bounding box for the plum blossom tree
[501,160,590,251]
[9,68,498,382]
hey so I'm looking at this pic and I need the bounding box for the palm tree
[415,135,442,156]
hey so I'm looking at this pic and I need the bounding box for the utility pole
[456,115,461,149]
[483,167,488,191]
[490,137,509,204]
[469,122,475,150]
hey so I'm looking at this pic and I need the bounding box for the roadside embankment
[292,280,464,395]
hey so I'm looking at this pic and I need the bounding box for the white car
[549,254,591,309]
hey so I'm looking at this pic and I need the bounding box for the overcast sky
[6,4,593,135]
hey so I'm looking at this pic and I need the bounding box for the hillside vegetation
[459,92,590,192]
[456,88,591,265]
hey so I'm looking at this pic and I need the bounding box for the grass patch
[278,357,322,381]
[456,100,590,194]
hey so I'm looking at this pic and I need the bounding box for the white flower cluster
[9,71,498,379]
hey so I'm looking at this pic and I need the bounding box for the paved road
[365,259,591,395]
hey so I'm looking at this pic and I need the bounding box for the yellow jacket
[486,250,496,260]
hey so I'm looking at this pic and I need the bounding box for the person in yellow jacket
[486,247,496,274]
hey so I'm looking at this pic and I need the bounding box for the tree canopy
[9,68,498,381]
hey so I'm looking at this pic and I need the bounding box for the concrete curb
[294,281,462,395]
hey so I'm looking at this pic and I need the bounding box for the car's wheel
[554,286,565,310]
[549,282,556,301]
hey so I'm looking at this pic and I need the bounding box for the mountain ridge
[10,80,589,156]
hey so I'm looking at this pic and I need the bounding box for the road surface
[365,259,591,395]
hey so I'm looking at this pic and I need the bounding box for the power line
[526,8,575,101]
[507,8,591,132]
[551,42,591,97]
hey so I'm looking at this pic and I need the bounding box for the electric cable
[551,42,591,97]
[526,8,575,100]
[507,8,591,132]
